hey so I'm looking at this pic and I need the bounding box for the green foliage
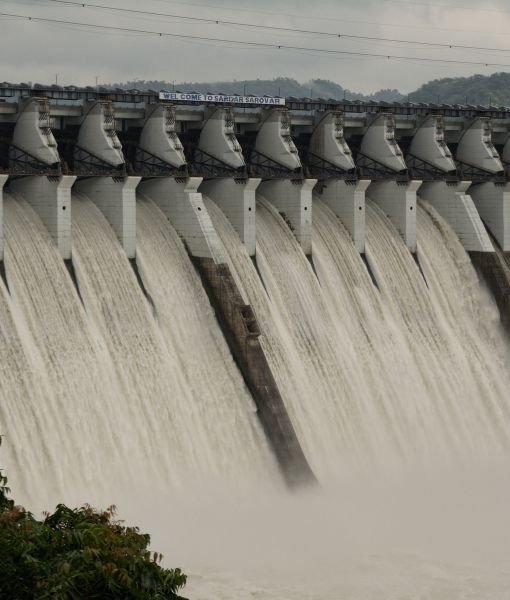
[0,437,187,600]
[409,72,510,106]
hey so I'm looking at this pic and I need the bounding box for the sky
[1,0,510,93]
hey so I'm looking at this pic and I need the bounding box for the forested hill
[112,77,404,102]
[112,72,510,106]
[409,72,510,106]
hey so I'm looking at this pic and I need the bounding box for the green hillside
[112,71,510,106]
[409,72,510,106]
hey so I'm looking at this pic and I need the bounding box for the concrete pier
[316,179,369,253]
[358,113,419,250]
[368,180,421,252]
[418,181,493,252]
[199,178,260,256]
[75,177,140,259]
[258,179,316,256]
[139,177,225,260]
[10,176,76,259]
[308,111,366,251]
[468,182,510,251]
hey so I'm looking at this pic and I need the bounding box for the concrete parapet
[138,177,227,261]
[199,178,260,256]
[315,179,369,253]
[10,175,76,259]
[468,182,510,251]
[194,257,317,489]
[419,181,493,252]
[368,180,421,252]
[75,176,140,258]
[258,179,317,255]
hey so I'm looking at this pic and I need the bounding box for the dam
[1,83,510,597]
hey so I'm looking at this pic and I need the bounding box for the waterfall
[3,194,126,508]
[135,194,278,486]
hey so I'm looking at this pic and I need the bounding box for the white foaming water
[2,189,510,598]
[178,194,510,598]
[205,196,378,480]
[365,200,510,457]
[71,193,275,491]
[2,194,128,508]
[135,195,277,486]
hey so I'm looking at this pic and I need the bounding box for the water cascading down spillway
[308,110,369,253]
[358,112,421,252]
[250,108,316,256]
[135,102,316,488]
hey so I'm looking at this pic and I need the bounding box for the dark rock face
[194,257,317,490]
[469,251,510,338]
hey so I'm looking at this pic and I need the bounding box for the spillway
[71,193,277,491]
[135,195,278,485]
[3,194,127,508]
[0,187,509,597]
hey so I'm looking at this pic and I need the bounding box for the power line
[3,10,510,68]
[14,0,510,55]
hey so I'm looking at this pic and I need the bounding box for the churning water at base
[1,190,510,598]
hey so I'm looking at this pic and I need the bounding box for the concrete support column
[317,179,370,253]
[468,182,510,251]
[258,178,317,255]
[75,176,140,259]
[418,181,493,252]
[199,178,260,256]
[138,177,227,262]
[10,175,76,259]
[0,175,9,261]
[368,180,421,252]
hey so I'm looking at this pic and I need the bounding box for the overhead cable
[2,10,510,67]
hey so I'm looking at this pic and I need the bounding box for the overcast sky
[1,0,509,93]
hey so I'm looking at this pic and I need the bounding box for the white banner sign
[159,91,285,106]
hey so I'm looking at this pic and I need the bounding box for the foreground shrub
[0,437,187,599]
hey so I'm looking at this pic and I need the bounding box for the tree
[0,436,188,599]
